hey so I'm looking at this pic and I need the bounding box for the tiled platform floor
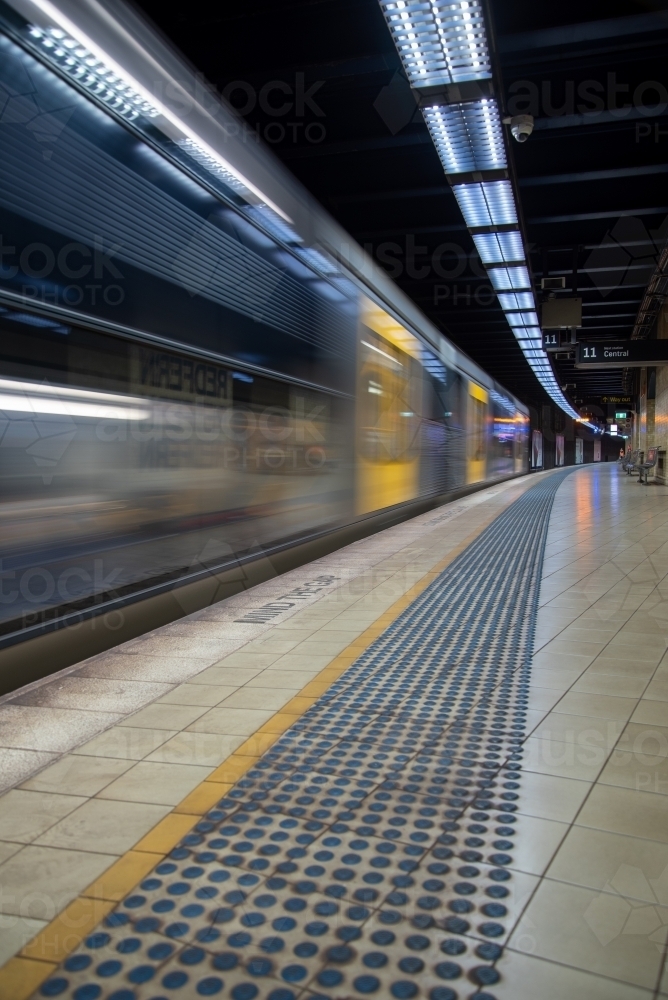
[1,464,668,998]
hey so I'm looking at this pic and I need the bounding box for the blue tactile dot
[196,977,224,995]
[473,965,501,985]
[26,476,568,1000]
[354,974,381,992]
[390,981,418,998]
[40,980,69,997]
[73,987,101,1000]
[479,922,505,938]
[64,955,92,971]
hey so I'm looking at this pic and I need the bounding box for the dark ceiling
[135,0,668,410]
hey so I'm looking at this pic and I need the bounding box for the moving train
[0,0,528,680]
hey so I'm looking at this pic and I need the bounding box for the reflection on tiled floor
[29,472,569,999]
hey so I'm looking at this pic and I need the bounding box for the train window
[358,333,419,463]
[469,395,486,462]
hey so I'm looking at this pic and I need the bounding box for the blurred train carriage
[0,0,529,673]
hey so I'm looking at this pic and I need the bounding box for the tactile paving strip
[34,471,572,1000]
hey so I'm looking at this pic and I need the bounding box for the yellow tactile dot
[82,850,163,901]
[20,897,115,963]
[0,957,57,1000]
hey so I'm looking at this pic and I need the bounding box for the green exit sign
[615,411,628,419]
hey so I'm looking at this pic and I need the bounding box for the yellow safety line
[0,506,504,1000]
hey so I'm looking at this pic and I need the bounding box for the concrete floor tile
[244,669,312,689]
[96,760,212,805]
[529,711,625,751]
[156,683,238,706]
[209,651,282,668]
[515,770,591,823]
[185,705,274,735]
[509,877,668,989]
[71,725,178,760]
[0,844,113,917]
[0,789,86,844]
[269,652,338,670]
[526,687,564,713]
[187,665,263,686]
[617,721,668,760]
[598,743,668,795]
[551,691,637,723]
[571,672,649,698]
[509,814,569,877]
[20,754,134,796]
[586,656,655,679]
[576,784,668,844]
[118,703,208,730]
[631,699,668,726]
[144,730,243,766]
[0,917,46,967]
[522,734,608,782]
[216,687,293,711]
[547,825,668,902]
[643,673,668,702]
[34,798,171,854]
[495,949,654,1000]
[0,841,22,865]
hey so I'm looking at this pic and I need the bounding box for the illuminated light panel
[0,378,149,420]
[245,205,303,246]
[176,139,252,196]
[453,181,517,228]
[29,25,159,120]
[472,230,524,265]
[488,266,531,291]
[505,311,540,328]
[497,292,535,311]
[423,99,505,174]
[379,0,491,88]
[25,2,292,222]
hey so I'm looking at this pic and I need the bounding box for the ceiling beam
[498,12,668,53]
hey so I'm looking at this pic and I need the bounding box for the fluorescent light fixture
[25,0,292,222]
[488,266,532,291]
[453,181,517,228]
[379,0,491,88]
[376,0,579,423]
[515,338,542,349]
[497,292,535,311]
[472,231,524,264]
[423,99,505,174]
[505,311,540,328]
[361,340,403,366]
[28,25,159,121]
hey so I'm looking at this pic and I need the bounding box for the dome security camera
[503,114,534,143]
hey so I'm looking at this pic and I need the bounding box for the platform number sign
[581,346,597,358]
[544,333,558,347]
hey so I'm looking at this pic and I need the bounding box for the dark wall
[527,401,621,469]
